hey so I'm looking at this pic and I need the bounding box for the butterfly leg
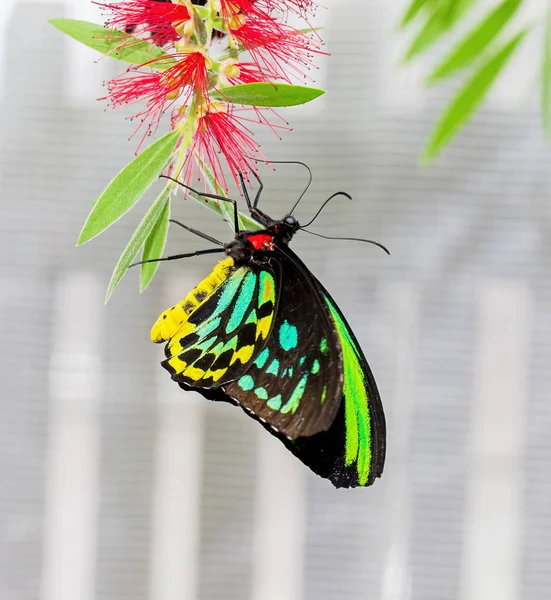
[169,219,223,246]
[129,247,225,268]
[238,172,272,226]
[160,176,241,233]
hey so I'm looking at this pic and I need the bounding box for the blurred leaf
[543,6,551,138]
[405,0,478,60]
[211,83,325,107]
[427,0,523,83]
[140,199,171,292]
[78,130,180,245]
[192,6,208,46]
[105,190,170,303]
[401,0,437,27]
[423,30,527,161]
[48,19,176,70]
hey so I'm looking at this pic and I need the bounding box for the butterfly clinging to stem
[134,164,388,488]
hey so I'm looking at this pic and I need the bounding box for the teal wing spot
[225,271,256,334]
[299,356,305,366]
[279,320,298,351]
[266,359,279,376]
[267,394,282,410]
[311,359,320,375]
[254,347,270,369]
[238,374,254,391]
[254,387,268,400]
[282,366,294,378]
[281,374,308,414]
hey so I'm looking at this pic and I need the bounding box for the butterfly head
[276,214,301,240]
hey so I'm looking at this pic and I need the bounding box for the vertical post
[250,432,306,600]
[149,277,205,600]
[42,272,102,600]
[461,282,529,600]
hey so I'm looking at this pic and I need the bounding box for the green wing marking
[324,296,372,486]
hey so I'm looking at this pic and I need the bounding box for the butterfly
[139,166,387,488]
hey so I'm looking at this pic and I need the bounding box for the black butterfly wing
[152,253,342,439]
[199,246,386,488]
[221,245,343,439]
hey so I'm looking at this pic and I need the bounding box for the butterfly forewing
[222,246,343,439]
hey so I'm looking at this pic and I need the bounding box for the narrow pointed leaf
[78,130,180,245]
[423,30,527,161]
[48,19,176,70]
[401,0,436,27]
[192,6,208,46]
[105,190,170,303]
[140,199,171,292]
[543,6,551,138]
[405,0,477,60]
[427,0,522,83]
[211,83,325,107]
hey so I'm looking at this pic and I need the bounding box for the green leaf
[401,0,437,27]
[426,0,523,83]
[423,30,527,162]
[77,130,180,245]
[48,19,176,70]
[543,6,551,138]
[140,198,171,292]
[192,6,208,46]
[105,190,170,303]
[211,83,325,107]
[405,0,478,60]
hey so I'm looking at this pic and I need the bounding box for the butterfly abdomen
[151,257,236,343]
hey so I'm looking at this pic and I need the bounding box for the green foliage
[48,19,176,70]
[211,83,325,107]
[401,0,533,160]
[403,0,478,60]
[141,200,171,292]
[105,190,171,303]
[426,0,523,83]
[423,30,527,161]
[543,6,551,138]
[77,131,180,245]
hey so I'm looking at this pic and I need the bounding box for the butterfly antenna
[300,192,352,228]
[301,228,390,255]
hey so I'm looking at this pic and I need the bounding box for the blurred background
[1,1,549,599]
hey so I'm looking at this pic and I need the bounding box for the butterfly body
[151,203,386,488]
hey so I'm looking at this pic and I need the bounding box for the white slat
[251,431,306,600]
[42,272,102,600]
[461,281,530,600]
[149,277,205,600]
[381,282,419,600]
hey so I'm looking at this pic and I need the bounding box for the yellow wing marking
[151,257,236,343]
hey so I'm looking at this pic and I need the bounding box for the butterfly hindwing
[152,257,277,388]
[222,245,343,439]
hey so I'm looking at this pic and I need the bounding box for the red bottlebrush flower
[104,51,209,139]
[184,106,270,189]
[96,0,191,45]
[218,0,321,82]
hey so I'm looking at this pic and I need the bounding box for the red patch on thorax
[247,233,274,251]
